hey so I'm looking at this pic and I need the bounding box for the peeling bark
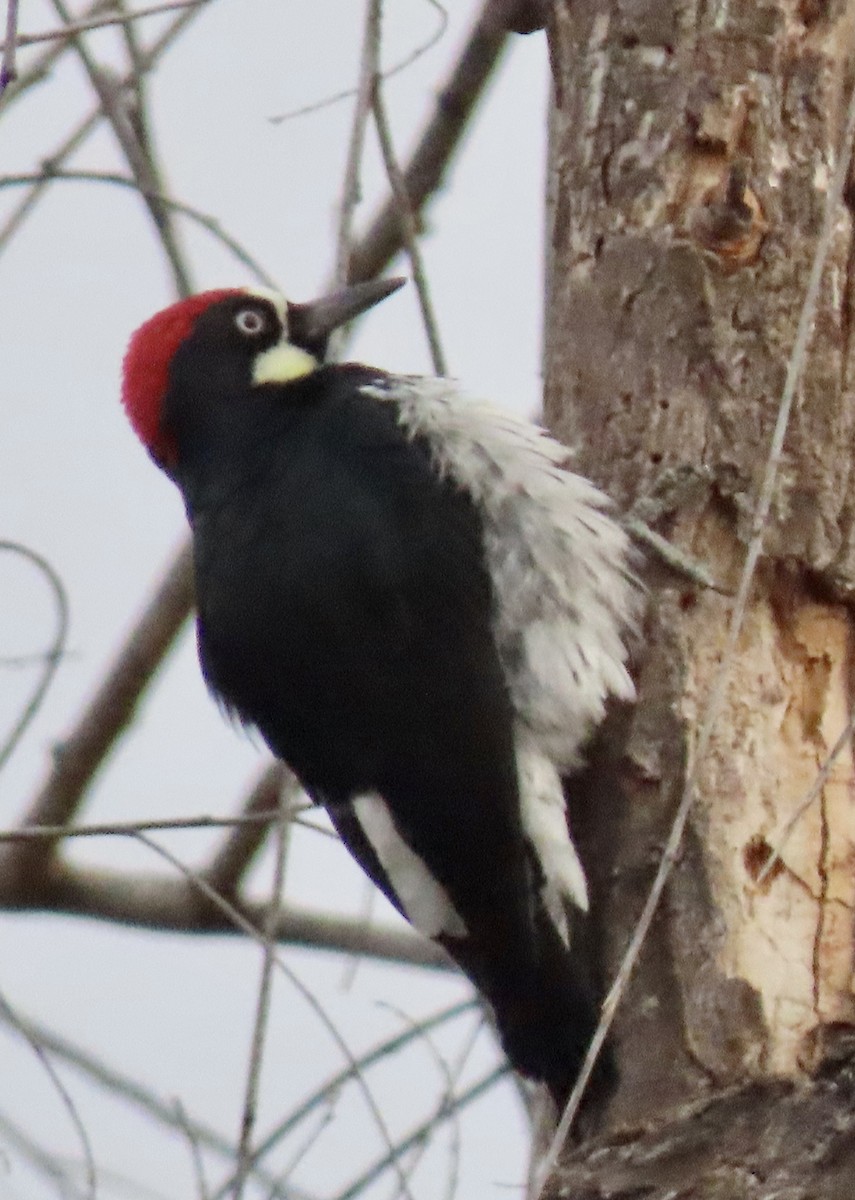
[543,0,855,1191]
[551,1031,855,1200]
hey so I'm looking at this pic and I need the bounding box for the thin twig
[0,1107,90,1200]
[49,0,194,297]
[115,0,147,81]
[533,55,855,1200]
[348,0,519,285]
[233,790,293,1200]
[0,0,210,50]
[372,76,447,374]
[0,2,205,255]
[332,1068,507,1200]
[268,0,448,125]
[756,703,855,886]
[0,0,110,114]
[0,0,19,93]
[333,0,381,283]
[0,542,70,776]
[11,542,193,880]
[0,169,278,285]
[327,0,383,361]
[174,1100,212,1200]
[131,832,417,1200]
[272,1100,336,1190]
[0,1003,292,1198]
[205,763,298,896]
[0,806,332,844]
[380,1002,484,1200]
[0,989,97,1200]
[209,1002,476,1200]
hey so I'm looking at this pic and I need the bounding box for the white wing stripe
[352,792,468,941]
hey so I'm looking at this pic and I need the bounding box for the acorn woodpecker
[121,278,639,1105]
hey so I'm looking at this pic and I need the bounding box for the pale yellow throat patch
[252,341,317,386]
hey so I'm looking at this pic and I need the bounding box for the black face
[159,293,295,480]
[165,293,292,418]
[188,294,285,359]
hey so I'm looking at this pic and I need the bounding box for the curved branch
[0,858,449,969]
[0,542,70,775]
[10,543,193,881]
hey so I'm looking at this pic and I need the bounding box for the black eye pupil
[236,309,265,335]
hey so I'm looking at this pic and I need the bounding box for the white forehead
[241,286,287,326]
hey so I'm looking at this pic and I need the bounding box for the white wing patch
[516,738,588,945]
[352,792,468,940]
[362,376,641,770]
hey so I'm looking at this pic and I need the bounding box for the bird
[120,276,640,1107]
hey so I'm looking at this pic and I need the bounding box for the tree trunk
[542,0,855,1193]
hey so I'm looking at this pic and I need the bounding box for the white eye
[235,308,266,336]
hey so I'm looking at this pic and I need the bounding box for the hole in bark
[649,452,663,465]
[743,835,784,887]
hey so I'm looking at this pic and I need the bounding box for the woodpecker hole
[743,834,784,889]
[690,162,767,268]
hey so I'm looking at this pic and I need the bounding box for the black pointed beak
[287,276,406,359]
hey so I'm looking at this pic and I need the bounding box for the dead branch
[9,543,194,883]
[0,857,448,968]
[347,0,521,285]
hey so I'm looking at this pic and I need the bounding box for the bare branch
[233,792,293,1200]
[0,2,205,256]
[327,0,382,362]
[268,2,448,126]
[0,857,448,967]
[0,988,97,1199]
[209,1001,476,1199]
[372,77,447,375]
[0,1107,90,1200]
[0,1003,293,1198]
[0,542,70,776]
[347,0,519,285]
[379,1000,474,1200]
[333,0,381,286]
[204,763,296,897]
[174,1100,212,1200]
[0,0,19,94]
[132,832,421,1196]
[10,543,193,882]
[332,1068,507,1200]
[0,169,279,286]
[0,808,301,843]
[0,0,109,113]
[0,0,211,51]
[48,0,194,296]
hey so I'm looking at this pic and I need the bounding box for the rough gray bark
[542,0,855,1192]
